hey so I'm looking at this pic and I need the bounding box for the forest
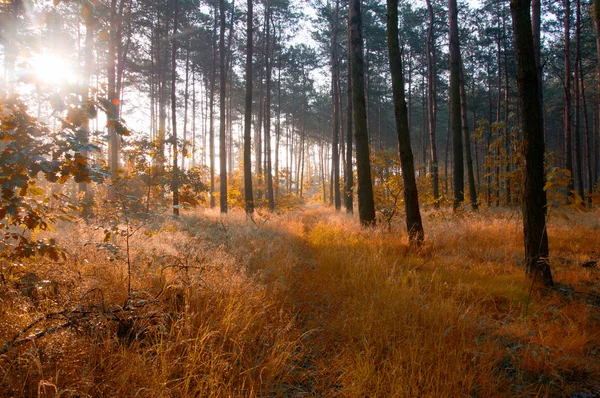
[1,0,600,396]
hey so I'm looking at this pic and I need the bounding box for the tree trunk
[345,19,354,214]
[565,0,574,198]
[331,0,341,211]
[449,0,464,210]
[349,0,376,225]
[386,0,424,244]
[510,0,553,286]
[460,61,478,209]
[209,6,217,208]
[171,0,180,217]
[219,0,228,213]
[426,0,440,208]
[263,1,275,210]
[244,0,254,214]
[574,0,584,201]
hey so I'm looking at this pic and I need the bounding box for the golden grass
[0,206,599,396]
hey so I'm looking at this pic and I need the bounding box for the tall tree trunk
[209,6,217,208]
[349,0,376,225]
[263,1,275,210]
[79,5,95,208]
[449,0,464,209]
[510,0,553,286]
[460,61,478,209]
[386,0,424,244]
[331,0,341,211]
[565,0,575,197]
[532,0,544,135]
[579,48,593,203]
[574,0,584,201]
[426,0,440,208]
[182,44,190,171]
[345,20,354,214]
[244,0,254,214]
[595,0,600,190]
[219,0,228,213]
[107,0,120,201]
[171,0,180,217]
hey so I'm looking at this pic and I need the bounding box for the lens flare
[30,54,74,86]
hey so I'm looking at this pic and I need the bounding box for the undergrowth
[0,206,599,397]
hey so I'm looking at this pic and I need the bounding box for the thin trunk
[565,0,574,197]
[449,0,464,209]
[345,22,354,213]
[460,61,477,209]
[219,0,228,213]
[171,0,180,217]
[574,0,584,200]
[244,0,254,214]
[426,0,440,208]
[264,1,275,210]
[210,7,217,208]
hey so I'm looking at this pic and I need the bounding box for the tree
[171,0,180,217]
[219,0,228,214]
[449,0,464,210]
[349,0,376,226]
[510,0,553,286]
[425,0,440,208]
[386,0,424,244]
[244,0,255,214]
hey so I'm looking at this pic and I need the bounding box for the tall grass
[0,207,599,396]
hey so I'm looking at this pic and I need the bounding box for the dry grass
[1,206,599,397]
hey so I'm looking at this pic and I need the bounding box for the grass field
[1,206,599,397]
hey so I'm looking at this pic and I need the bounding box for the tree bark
[510,0,553,286]
[460,61,478,209]
[449,0,464,209]
[426,0,440,208]
[219,0,228,213]
[331,0,341,211]
[171,0,180,217]
[564,0,575,197]
[349,0,376,225]
[263,1,275,210]
[386,0,424,244]
[244,0,254,214]
[345,10,354,214]
[574,0,584,201]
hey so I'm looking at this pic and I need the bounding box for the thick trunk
[349,0,376,225]
[510,0,553,286]
[449,0,464,209]
[386,0,424,244]
[595,0,600,188]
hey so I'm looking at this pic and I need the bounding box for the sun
[30,53,75,86]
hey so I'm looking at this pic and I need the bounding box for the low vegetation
[1,206,599,397]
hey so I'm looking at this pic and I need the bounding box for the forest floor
[1,205,600,397]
